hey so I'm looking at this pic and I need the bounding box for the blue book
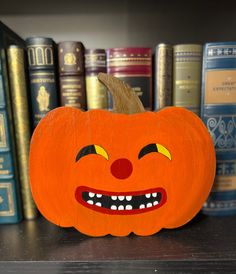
[201,42,236,216]
[0,49,22,223]
[0,21,24,223]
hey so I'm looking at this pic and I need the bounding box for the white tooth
[126,196,132,201]
[111,196,117,200]
[96,194,102,198]
[147,203,152,208]
[95,202,102,207]
[125,205,132,210]
[145,194,151,198]
[111,205,117,210]
[139,204,145,209]
[118,196,125,201]
[118,205,124,210]
[153,201,159,206]
[89,192,95,198]
[152,193,157,197]
[87,200,94,205]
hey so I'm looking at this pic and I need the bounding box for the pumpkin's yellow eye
[76,145,109,162]
[138,143,172,160]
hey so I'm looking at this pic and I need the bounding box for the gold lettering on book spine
[0,114,6,148]
[7,47,37,219]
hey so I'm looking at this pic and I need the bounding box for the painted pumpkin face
[29,106,216,236]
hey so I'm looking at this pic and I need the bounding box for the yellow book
[7,45,38,219]
[85,49,108,109]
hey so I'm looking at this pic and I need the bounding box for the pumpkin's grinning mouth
[75,186,167,215]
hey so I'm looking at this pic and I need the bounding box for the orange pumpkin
[29,73,216,236]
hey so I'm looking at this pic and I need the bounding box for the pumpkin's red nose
[110,158,133,179]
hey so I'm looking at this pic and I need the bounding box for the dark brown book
[106,48,152,110]
[58,41,86,109]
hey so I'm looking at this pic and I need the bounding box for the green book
[173,44,203,115]
[0,21,25,223]
[7,46,38,220]
[0,50,22,223]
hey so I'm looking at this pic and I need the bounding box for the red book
[106,48,152,110]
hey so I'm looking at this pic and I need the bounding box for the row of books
[157,43,235,217]
[0,21,235,224]
[26,40,154,126]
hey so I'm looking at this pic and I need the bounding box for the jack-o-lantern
[29,73,216,236]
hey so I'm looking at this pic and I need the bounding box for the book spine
[106,48,152,110]
[0,49,22,223]
[173,44,203,115]
[154,44,173,110]
[58,41,86,109]
[26,37,59,127]
[201,42,236,216]
[85,49,108,109]
[7,46,38,219]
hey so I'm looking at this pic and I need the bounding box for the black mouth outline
[75,186,167,215]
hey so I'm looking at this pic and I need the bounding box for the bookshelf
[1,0,236,272]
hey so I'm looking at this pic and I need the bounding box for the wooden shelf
[0,214,235,273]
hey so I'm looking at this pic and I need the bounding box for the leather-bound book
[7,45,38,220]
[58,41,86,109]
[85,49,108,109]
[106,48,152,110]
[26,37,59,128]
[201,42,236,216]
[0,21,25,224]
[173,44,203,115]
[0,49,22,223]
[154,43,173,110]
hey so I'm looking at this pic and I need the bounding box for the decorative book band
[85,49,106,73]
[207,45,236,58]
[107,48,152,74]
[26,37,56,70]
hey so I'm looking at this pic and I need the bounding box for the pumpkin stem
[98,73,145,114]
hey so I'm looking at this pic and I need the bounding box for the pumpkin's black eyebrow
[76,145,109,162]
[138,143,172,160]
[76,145,96,162]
